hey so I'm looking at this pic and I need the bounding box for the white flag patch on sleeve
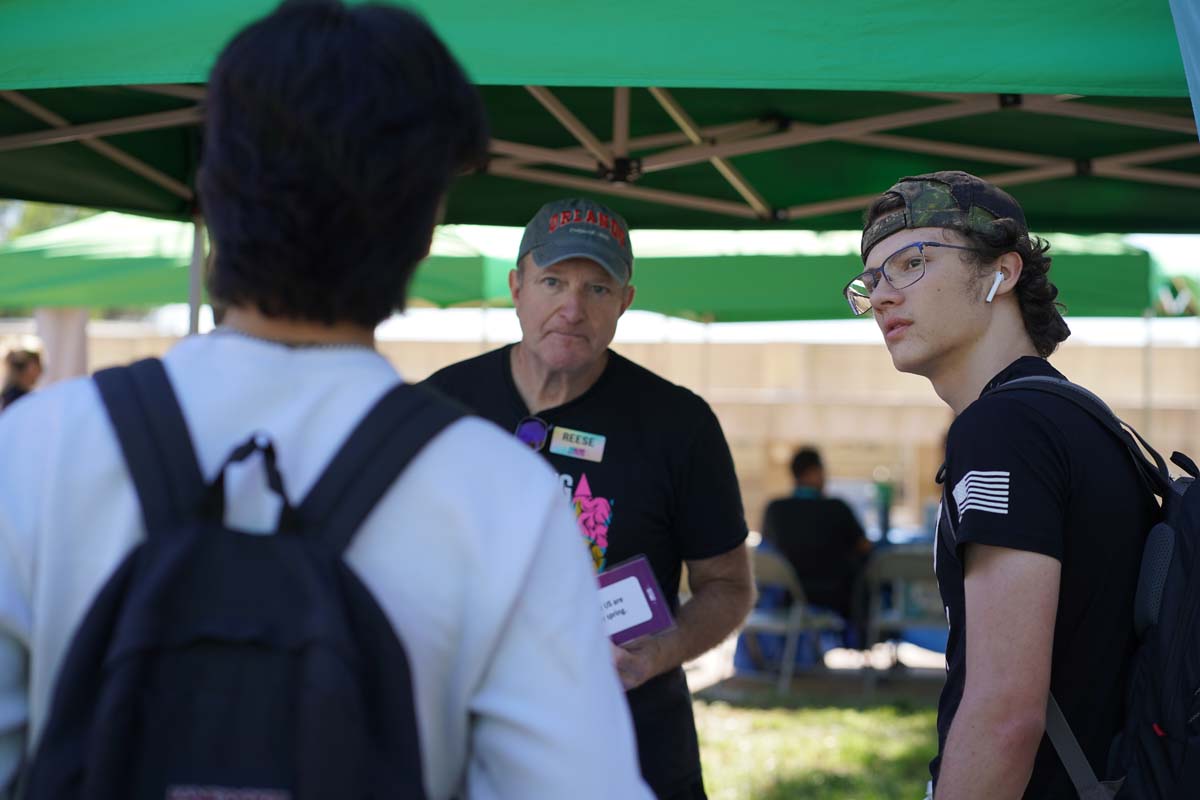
[952,470,1010,522]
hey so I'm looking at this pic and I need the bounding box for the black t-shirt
[425,345,748,796]
[762,493,865,615]
[932,356,1157,798]
[0,384,27,411]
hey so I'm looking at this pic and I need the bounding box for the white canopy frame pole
[129,84,207,102]
[489,139,597,170]
[487,161,759,219]
[1020,96,1198,135]
[0,91,193,200]
[639,96,997,173]
[781,163,1080,221]
[525,86,615,170]
[189,213,206,336]
[0,107,203,153]
[1143,307,1154,435]
[612,87,630,158]
[493,118,777,172]
[499,85,1196,227]
[648,87,772,218]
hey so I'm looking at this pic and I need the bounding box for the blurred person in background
[1,344,42,410]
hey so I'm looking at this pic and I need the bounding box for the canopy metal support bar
[648,87,772,218]
[1021,96,1197,135]
[188,212,205,335]
[640,96,996,173]
[129,84,207,101]
[525,86,614,169]
[907,92,1197,136]
[779,163,1077,222]
[612,87,630,158]
[497,118,778,172]
[489,139,596,171]
[978,163,1078,188]
[1095,165,1200,190]
[1,90,193,200]
[0,106,203,153]
[488,161,758,219]
[1100,141,1200,167]
[849,131,1061,167]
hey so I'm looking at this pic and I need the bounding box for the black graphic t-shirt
[426,345,748,796]
[932,356,1157,798]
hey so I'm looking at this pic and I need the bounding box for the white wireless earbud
[985,271,1004,303]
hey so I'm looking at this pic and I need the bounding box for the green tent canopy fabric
[0,1,1187,95]
[0,1,1196,232]
[0,212,1167,321]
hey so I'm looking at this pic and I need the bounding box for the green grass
[695,692,938,800]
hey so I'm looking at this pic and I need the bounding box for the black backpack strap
[987,376,1172,498]
[94,358,205,536]
[299,382,465,553]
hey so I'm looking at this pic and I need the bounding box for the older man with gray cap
[426,197,754,800]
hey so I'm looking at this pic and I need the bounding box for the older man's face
[509,257,635,375]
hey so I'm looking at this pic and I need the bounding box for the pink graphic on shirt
[572,473,613,572]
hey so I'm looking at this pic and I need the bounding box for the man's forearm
[934,694,1045,799]
[614,547,754,690]
[656,576,755,671]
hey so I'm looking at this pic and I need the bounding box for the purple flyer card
[597,555,675,646]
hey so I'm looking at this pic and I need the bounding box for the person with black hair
[1,347,41,410]
[0,3,651,798]
[847,171,1156,799]
[761,446,870,643]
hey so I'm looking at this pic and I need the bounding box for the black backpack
[22,358,463,800]
[985,376,1200,799]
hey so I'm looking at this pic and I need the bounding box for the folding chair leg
[778,629,800,693]
[809,628,825,670]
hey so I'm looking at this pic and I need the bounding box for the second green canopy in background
[0,212,1172,322]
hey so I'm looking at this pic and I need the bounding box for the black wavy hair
[864,193,1071,357]
[198,0,489,327]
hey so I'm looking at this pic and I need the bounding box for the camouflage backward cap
[861,171,1028,262]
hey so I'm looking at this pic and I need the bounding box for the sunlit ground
[687,637,941,799]
[695,692,937,800]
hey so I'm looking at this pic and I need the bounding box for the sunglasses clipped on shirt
[843,240,980,316]
[514,415,552,452]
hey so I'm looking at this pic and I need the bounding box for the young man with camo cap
[847,171,1157,799]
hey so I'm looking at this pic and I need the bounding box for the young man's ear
[988,252,1024,301]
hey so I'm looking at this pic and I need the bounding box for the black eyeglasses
[843,241,979,316]
[514,415,552,452]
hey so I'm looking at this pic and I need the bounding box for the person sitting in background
[761,446,872,643]
[1,346,42,410]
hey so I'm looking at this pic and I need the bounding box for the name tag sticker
[549,426,606,462]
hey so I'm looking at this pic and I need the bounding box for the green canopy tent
[0,1,1196,330]
[0,213,513,310]
[0,212,1166,322]
[0,0,1195,230]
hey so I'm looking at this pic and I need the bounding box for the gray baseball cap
[517,198,634,283]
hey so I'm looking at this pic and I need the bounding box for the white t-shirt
[0,332,651,799]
